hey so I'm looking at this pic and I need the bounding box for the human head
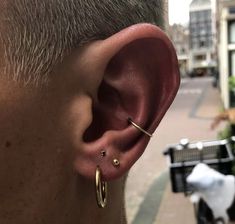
[1,0,164,84]
[0,1,180,224]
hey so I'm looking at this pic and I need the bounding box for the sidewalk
[153,82,227,224]
[154,179,235,224]
[154,181,194,224]
[128,78,227,224]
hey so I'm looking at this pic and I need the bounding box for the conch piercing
[128,118,153,137]
[95,166,107,208]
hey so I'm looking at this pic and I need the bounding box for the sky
[169,0,193,25]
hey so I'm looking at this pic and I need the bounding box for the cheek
[0,93,73,205]
[0,141,35,202]
[0,74,90,209]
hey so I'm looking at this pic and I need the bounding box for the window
[229,21,235,43]
[191,38,198,49]
[230,51,235,76]
[198,11,204,22]
[199,40,205,48]
[190,12,197,23]
[207,24,212,35]
[229,7,235,14]
[194,54,206,61]
[190,14,194,22]
[205,10,211,20]
[200,29,206,36]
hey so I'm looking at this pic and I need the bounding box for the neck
[0,75,128,224]
[48,174,127,224]
[0,168,126,224]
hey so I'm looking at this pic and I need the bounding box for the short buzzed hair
[1,0,164,84]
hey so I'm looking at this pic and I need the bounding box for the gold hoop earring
[128,118,153,137]
[95,166,107,208]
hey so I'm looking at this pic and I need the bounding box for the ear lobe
[74,24,180,180]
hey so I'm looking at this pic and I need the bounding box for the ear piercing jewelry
[128,118,153,137]
[112,159,120,167]
[95,158,120,208]
[95,166,107,208]
[95,117,150,208]
[101,150,106,157]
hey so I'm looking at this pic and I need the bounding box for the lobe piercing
[112,159,120,167]
[101,150,106,157]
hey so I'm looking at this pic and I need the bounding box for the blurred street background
[125,0,235,223]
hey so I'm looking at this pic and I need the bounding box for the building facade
[189,0,217,76]
[168,24,190,77]
[164,0,169,31]
[217,0,235,108]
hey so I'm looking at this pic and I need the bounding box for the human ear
[72,23,180,180]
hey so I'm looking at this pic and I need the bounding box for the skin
[0,2,180,222]
[0,49,126,224]
[0,1,126,220]
[0,13,127,221]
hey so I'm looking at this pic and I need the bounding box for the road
[125,77,225,223]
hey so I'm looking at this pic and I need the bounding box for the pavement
[126,77,230,224]
[154,78,224,224]
[154,181,194,224]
